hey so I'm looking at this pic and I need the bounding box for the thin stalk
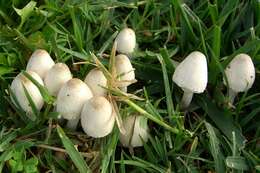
[66,117,79,130]
[180,90,194,110]
[228,88,237,105]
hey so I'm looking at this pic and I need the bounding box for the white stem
[66,117,79,130]
[120,86,127,93]
[228,88,237,105]
[180,90,194,110]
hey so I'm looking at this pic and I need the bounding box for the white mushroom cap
[84,68,107,97]
[10,71,44,114]
[26,49,55,79]
[172,51,208,93]
[115,28,136,54]
[115,54,135,87]
[120,115,149,147]
[224,53,255,92]
[81,96,115,138]
[56,78,93,121]
[44,63,72,96]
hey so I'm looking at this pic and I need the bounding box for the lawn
[0,0,260,172]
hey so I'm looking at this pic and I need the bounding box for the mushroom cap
[84,68,107,97]
[56,78,93,120]
[26,49,55,79]
[10,71,44,114]
[115,28,136,54]
[44,63,72,96]
[172,51,208,93]
[115,54,135,87]
[120,115,149,147]
[81,96,115,138]
[224,53,255,92]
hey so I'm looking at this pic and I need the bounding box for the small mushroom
[44,63,72,96]
[224,53,255,104]
[84,68,107,97]
[115,54,135,89]
[120,115,149,148]
[10,71,44,114]
[172,51,208,109]
[56,78,93,130]
[115,28,136,54]
[26,49,55,79]
[81,96,115,138]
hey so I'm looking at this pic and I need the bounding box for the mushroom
[120,115,149,148]
[84,68,107,97]
[115,28,136,54]
[26,49,55,79]
[44,63,72,96]
[81,96,115,138]
[10,71,44,115]
[56,78,93,130]
[172,51,208,109]
[224,53,255,104]
[115,54,135,90]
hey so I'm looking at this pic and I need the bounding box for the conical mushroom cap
[115,54,135,87]
[26,49,55,79]
[115,28,136,54]
[44,63,72,96]
[120,115,149,147]
[81,96,115,138]
[56,78,93,120]
[172,51,208,93]
[84,68,107,97]
[10,71,44,114]
[224,53,255,92]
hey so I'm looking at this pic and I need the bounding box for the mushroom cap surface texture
[56,78,93,120]
[26,49,55,79]
[172,51,208,93]
[84,68,107,97]
[44,63,72,96]
[81,96,115,138]
[115,28,136,54]
[115,54,135,87]
[224,53,255,92]
[10,71,44,114]
[120,115,149,147]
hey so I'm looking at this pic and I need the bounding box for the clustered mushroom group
[10,28,149,148]
[10,27,256,148]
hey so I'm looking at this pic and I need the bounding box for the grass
[0,0,260,172]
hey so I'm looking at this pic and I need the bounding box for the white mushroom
[10,71,44,115]
[224,53,255,104]
[81,96,115,138]
[26,49,55,79]
[56,78,93,130]
[115,54,135,89]
[84,68,107,97]
[120,115,149,148]
[44,63,72,96]
[172,51,208,109]
[115,28,136,54]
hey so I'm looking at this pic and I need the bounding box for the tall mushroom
[172,51,208,109]
[115,28,136,54]
[10,71,44,115]
[81,96,115,138]
[56,78,93,130]
[26,49,55,79]
[84,68,107,97]
[224,53,255,104]
[120,115,149,148]
[115,54,135,91]
[44,63,72,96]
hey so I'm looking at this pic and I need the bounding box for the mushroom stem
[66,117,79,130]
[228,88,237,105]
[180,90,194,109]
